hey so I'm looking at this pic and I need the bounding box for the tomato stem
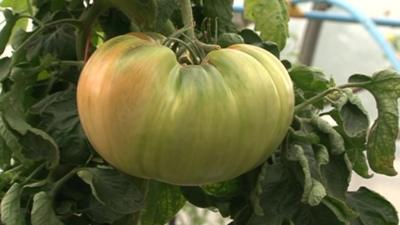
[294,83,365,114]
[178,0,220,63]
[179,0,196,39]
[76,0,110,60]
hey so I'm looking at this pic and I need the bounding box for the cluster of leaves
[0,0,398,225]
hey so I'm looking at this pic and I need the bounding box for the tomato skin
[77,33,294,186]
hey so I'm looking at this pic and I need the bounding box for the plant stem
[17,15,43,26]
[294,83,365,114]
[76,0,110,60]
[21,164,45,185]
[294,88,339,114]
[179,0,195,39]
[52,60,84,67]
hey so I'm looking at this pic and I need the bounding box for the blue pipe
[233,3,400,27]
[302,11,400,27]
[294,0,400,71]
[234,1,400,71]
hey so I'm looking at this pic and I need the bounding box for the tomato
[77,33,294,186]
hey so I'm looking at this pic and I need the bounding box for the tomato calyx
[162,26,220,65]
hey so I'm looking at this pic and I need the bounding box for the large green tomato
[77,33,294,186]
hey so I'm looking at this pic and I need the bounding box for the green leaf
[203,0,236,33]
[17,127,60,169]
[26,25,77,60]
[84,196,127,224]
[287,145,326,206]
[77,168,144,215]
[201,178,242,198]
[289,128,320,145]
[238,29,281,58]
[314,144,329,166]
[108,0,157,30]
[0,57,12,82]
[217,33,244,48]
[310,115,345,155]
[292,203,347,225]
[321,195,358,225]
[180,186,216,208]
[239,29,263,44]
[0,63,60,167]
[0,115,19,168]
[154,0,179,31]
[31,192,64,225]
[0,0,28,12]
[348,70,400,176]
[30,87,90,164]
[244,0,289,50]
[331,89,369,137]
[141,181,186,225]
[289,65,332,108]
[320,154,352,200]
[1,183,25,225]
[99,8,133,39]
[248,162,302,225]
[0,10,18,55]
[346,187,398,225]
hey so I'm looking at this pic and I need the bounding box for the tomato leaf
[320,154,352,200]
[287,144,327,206]
[141,181,186,225]
[330,89,369,137]
[0,65,60,168]
[248,162,302,225]
[289,65,333,108]
[154,0,179,31]
[1,183,25,225]
[77,168,144,215]
[321,195,358,225]
[239,29,281,58]
[203,0,236,33]
[310,115,345,155]
[0,115,20,169]
[291,203,347,225]
[99,8,133,39]
[109,0,178,32]
[201,178,242,198]
[0,57,12,82]
[83,196,127,224]
[326,89,371,178]
[346,187,398,225]
[31,192,64,225]
[26,25,77,61]
[180,186,216,208]
[244,0,289,50]
[0,10,18,55]
[0,0,28,12]
[30,87,90,164]
[348,70,400,176]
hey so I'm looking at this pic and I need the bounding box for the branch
[294,83,362,114]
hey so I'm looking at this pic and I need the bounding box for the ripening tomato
[77,33,294,186]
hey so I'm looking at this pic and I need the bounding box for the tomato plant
[0,0,398,225]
